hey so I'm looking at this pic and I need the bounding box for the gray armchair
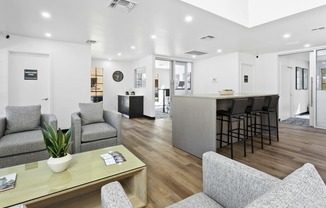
[71,109,122,153]
[0,105,57,168]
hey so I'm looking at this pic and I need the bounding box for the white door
[240,63,254,93]
[280,65,292,120]
[316,49,326,128]
[8,52,51,113]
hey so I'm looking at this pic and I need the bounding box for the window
[135,67,146,88]
[295,67,308,90]
[91,67,103,102]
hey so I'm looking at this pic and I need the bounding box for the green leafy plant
[42,123,72,158]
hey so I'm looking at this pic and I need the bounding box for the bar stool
[261,95,280,144]
[216,98,248,159]
[245,97,265,152]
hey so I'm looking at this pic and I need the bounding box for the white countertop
[173,93,278,99]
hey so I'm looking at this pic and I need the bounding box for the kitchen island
[172,93,278,158]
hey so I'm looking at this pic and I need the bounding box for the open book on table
[100,151,126,166]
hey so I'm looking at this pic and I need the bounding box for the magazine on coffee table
[0,173,17,192]
[100,151,126,166]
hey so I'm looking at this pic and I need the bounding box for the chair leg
[276,110,279,141]
[267,111,272,145]
[250,114,254,153]
[260,114,264,149]
[229,116,233,159]
[220,116,223,148]
[243,116,247,157]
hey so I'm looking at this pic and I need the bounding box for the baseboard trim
[144,115,155,120]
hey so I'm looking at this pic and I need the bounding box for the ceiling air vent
[185,50,207,56]
[200,35,215,40]
[108,0,137,12]
[86,40,97,44]
[311,27,325,32]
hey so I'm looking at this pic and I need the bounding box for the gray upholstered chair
[0,105,57,168]
[71,102,122,153]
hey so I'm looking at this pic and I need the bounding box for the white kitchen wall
[279,54,309,115]
[0,36,91,129]
[193,52,240,94]
[131,55,155,118]
[254,53,279,93]
[91,59,132,111]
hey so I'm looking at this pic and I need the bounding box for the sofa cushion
[167,193,223,208]
[79,102,105,125]
[81,123,117,142]
[0,130,46,157]
[245,163,326,208]
[5,105,41,135]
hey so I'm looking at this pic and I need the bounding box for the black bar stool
[262,95,280,144]
[245,97,265,152]
[216,98,248,159]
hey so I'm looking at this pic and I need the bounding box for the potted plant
[42,123,73,173]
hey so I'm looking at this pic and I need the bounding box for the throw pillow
[5,105,41,135]
[245,163,326,208]
[79,102,105,125]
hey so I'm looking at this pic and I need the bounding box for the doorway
[154,59,171,119]
[8,51,51,113]
[279,52,310,127]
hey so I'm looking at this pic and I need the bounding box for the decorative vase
[47,153,72,173]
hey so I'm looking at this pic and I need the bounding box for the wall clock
[112,70,124,82]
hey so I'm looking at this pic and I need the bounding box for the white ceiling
[1,0,326,62]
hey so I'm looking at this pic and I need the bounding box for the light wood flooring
[121,117,326,208]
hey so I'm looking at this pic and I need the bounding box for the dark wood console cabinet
[118,95,144,118]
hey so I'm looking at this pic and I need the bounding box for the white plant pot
[47,153,72,173]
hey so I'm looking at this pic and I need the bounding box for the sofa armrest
[41,114,57,130]
[104,110,122,145]
[71,112,82,153]
[101,181,134,208]
[203,152,280,208]
[0,117,6,138]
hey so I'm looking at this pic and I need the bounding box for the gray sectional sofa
[101,152,326,208]
[0,105,57,168]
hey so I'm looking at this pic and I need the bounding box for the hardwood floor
[121,117,326,208]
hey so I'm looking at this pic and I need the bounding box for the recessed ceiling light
[322,62,326,65]
[304,44,311,48]
[192,55,196,58]
[185,16,193,22]
[283,33,291,38]
[151,35,157,39]
[41,11,51,18]
[117,53,122,56]
[131,46,136,50]
[45,33,51,37]
[108,58,112,61]
[217,49,222,53]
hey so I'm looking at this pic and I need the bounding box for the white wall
[279,54,309,115]
[0,36,91,129]
[254,53,279,93]
[193,53,240,94]
[131,55,155,117]
[91,59,132,111]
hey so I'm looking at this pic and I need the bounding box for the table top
[0,145,145,207]
[173,93,278,99]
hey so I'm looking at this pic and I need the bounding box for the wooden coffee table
[0,145,147,208]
